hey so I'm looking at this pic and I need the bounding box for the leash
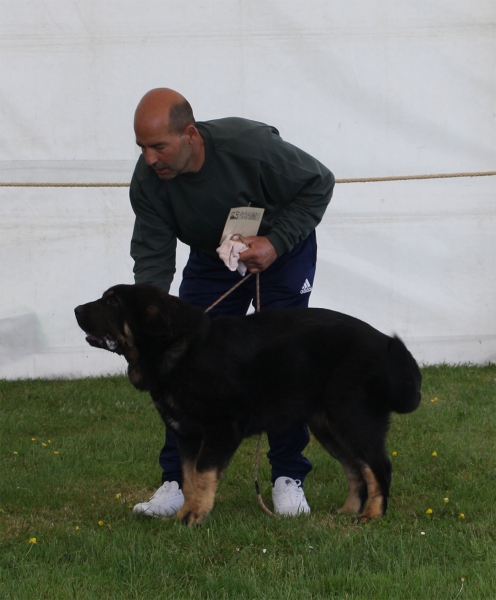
[204,272,253,314]
[251,275,274,516]
[203,270,275,517]
[254,427,275,517]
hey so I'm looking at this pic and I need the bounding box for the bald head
[134,88,204,179]
[134,88,195,135]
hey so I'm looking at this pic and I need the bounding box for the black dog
[75,284,421,525]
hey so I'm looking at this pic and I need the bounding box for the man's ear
[184,124,200,144]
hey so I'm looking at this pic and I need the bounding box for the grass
[1,365,495,599]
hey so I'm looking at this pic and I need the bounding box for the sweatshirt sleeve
[261,134,335,256]
[265,166,335,256]
[255,129,335,256]
[129,174,177,293]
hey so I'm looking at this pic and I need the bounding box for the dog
[75,283,421,525]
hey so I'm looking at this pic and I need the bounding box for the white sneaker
[272,477,311,516]
[132,481,184,517]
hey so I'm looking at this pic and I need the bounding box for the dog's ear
[124,285,176,339]
[135,288,205,341]
[113,284,204,340]
[141,302,173,337]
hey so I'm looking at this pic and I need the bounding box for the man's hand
[239,236,278,273]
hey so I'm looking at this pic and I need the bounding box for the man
[130,88,335,517]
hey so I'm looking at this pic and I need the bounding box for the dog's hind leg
[351,411,392,520]
[308,402,392,519]
[357,454,392,521]
[336,461,368,514]
[308,414,367,515]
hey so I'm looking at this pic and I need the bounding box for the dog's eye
[106,296,119,307]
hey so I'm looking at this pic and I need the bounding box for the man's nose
[142,148,158,166]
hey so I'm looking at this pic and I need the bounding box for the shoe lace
[281,479,304,503]
[150,482,172,500]
[291,480,303,498]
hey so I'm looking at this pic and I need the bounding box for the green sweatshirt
[130,117,335,292]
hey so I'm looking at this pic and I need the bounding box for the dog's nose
[74,305,84,316]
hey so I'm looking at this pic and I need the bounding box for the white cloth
[216,234,249,276]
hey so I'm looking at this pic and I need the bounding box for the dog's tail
[386,335,422,414]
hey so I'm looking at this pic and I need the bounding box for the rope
[1,170,495,188]
[0,182,131,187]
[335,171,496,184]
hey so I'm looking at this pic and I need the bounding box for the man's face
[135,126,194,180]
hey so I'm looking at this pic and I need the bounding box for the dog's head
[75,284,205,389]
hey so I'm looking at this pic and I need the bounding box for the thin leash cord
[203,271,274,516]
[254,426,275,516]
[204,272,253,314]
[253,273,275,516]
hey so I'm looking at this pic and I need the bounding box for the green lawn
[1,365,495,599]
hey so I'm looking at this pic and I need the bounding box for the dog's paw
[356,509,383,524]
[330,506,360,516]
[355,515,371,525]
[176,505,208,526]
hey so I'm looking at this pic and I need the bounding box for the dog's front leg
[178,466,220,526]
[181,459,195,511]
[176,429,241,526]
[174,435,201,522]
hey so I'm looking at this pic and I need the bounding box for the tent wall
[1,1,495,378]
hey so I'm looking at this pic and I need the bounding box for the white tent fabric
[1,1,495,378]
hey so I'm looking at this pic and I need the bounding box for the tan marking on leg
[359,466,384,520]
[194,470,218,516]
[336,464,364,514]
[181,459,195,505]
[177,468,219,526]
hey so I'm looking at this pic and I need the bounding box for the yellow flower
[430,397,439,403]
[42,443,48,448]
[115,493,121,499]
[53,451,59,455]
[426,508,433,515]
[432,451,438,457]
[444,497,449,503]
[47,440,52,444]
[13,451,18,455]
[392,451,398,457]
[459,513,465,519]
[31,438,37,441]
[29,538,37,544]
[98,520,104,526]
[75,526,80,531]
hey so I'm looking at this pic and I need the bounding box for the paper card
[220,207,265,243]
